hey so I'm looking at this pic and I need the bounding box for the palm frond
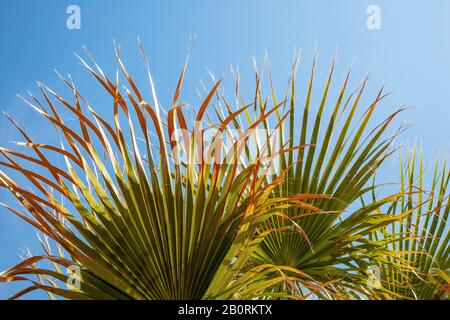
[0,47,321,300]
[372,149,449,300]
[218,55,405,298]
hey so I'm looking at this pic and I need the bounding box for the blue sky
[1,0,449,299]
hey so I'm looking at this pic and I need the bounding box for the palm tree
[0,47,448,300]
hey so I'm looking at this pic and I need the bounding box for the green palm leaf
[218,56,405,298]
[371,149,449,299]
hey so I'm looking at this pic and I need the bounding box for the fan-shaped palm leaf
[217,55,406,298]
[0,47,324,300]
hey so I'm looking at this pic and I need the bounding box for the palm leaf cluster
[0,47,448,300]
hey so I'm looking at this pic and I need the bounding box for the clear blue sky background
[1,0,449,299]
